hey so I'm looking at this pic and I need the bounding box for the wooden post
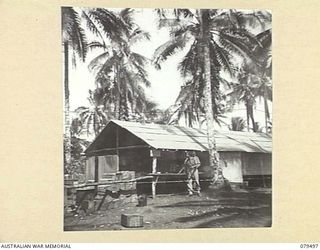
[116,127,119,156]
[152,157,157,174]
[152,157,157,198]
[94,156,99,183]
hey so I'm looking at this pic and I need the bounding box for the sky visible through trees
[66,8,272,133]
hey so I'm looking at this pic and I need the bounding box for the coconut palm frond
[174,9,195,19]
[157,17,182,30]
[230,10,271,29]
[210,40,235,77]
[229,28,263,48]
[119,8,135,31]
[88,51,111,71]
[219,32,257,63]
[129,52,150,67]
[178,42,199,77]
[256,29,271,48]
[62,7,88,63]
[81,10,107,48]
[152,33,189,69]
[169,22,196,38]
[129,28,151,45]
[87,8,126,41]
[209,11,234,30]
[87,41,108,51]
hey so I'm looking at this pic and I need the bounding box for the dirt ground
[64,188,271,231]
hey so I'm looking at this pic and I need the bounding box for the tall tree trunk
[64,41,72,171]
[131,94,135,119]
[246,102,250,132]
[199,9,219,176]
[114,66,121,120]
[250,106,256,132]
[93,114,98,137]
[264,85,269,133]
[248,99,256,132]
[123,79,129,121]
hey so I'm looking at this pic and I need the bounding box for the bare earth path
[64,188,271,231]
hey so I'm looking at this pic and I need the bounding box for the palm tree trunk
[64,41,72,170]
[199,9,219,174]
[246,102,250,132]
[250,107,256,132]
[248,100,256,132]
[123,82,129,121]
[264,85,269,133]
[114,66,121,120]
[93,114,97,137]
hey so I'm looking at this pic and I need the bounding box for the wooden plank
[97,188,109,211]
[64,176,153,189]
[86,145,149,155]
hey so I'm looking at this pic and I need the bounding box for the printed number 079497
[300,244,319,248]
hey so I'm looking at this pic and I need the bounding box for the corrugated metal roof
[87,120,271,153]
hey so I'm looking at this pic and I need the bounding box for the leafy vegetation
[62,8,272,177]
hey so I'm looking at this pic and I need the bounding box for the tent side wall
[242,152,272,187]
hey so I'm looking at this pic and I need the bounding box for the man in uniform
[179,151,201,196]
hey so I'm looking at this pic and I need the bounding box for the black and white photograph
[62,7,272,231]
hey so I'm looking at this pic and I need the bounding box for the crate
[64,179,79,186]
[101,173,117,181]
[121,214,143,228]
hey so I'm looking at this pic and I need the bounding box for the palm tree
[62,7,88,167]
[256,76,272,132]
[89,9,151,121]
[225,13,272,133]
[153,9,261,179]
[230,117,246,131]
[229,29,272,133]
[75,90,111,137]
[228,66,260,132]
[253,29,272,132]
[169,83,203,127]
[62,7,127,166]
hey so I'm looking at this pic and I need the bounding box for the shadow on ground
[64,188,272,230]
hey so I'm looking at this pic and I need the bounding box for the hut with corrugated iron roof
[84,120,272,195]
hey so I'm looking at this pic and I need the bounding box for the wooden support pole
[116,127,119,156]
[94,156,99,183]
[152,157,157,198]
[152,157,157,174]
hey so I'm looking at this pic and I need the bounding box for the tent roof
[85,120,272,154]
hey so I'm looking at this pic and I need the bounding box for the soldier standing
[179,151,201,196]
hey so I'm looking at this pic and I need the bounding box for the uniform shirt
[185,156,201,169]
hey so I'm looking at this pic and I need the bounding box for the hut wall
[242,153,272,176]
[118,148,151,176]
[85,157,95,182]
[219,152,243,183]
[98,155,119,179]
[157,151,185,173]
[196,152,243,183]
